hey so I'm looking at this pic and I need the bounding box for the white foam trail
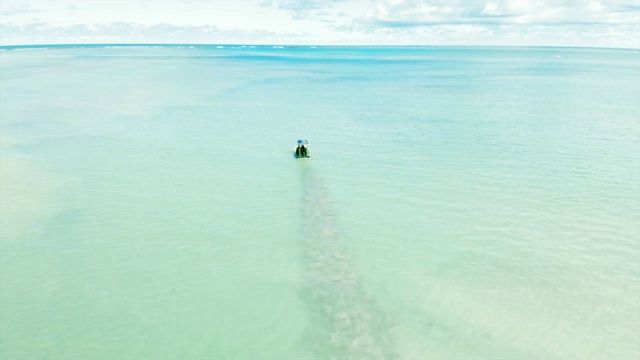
[300,167,395,360]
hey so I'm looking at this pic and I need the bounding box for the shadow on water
[298,164,396,360]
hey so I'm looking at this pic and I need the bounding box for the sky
[0,0,639,48]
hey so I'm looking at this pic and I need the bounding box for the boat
[294,139,310,158]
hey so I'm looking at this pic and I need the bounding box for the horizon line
[1,43,637,51]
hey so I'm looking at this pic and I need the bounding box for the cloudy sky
[1,0,638,48]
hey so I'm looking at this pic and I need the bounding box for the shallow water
[1,45,639,359]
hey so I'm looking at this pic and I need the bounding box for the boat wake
[299,166,395,360]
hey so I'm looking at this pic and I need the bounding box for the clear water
[1,45,639,359]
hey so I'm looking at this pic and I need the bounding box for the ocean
[1,45,638,359]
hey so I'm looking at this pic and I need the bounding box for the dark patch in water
[299,166,395,360]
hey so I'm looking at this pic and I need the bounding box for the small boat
[294,139,310,158]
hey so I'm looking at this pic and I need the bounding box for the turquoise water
[1,45,639,359]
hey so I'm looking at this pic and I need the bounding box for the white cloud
[0,20,303,45]
[0,0,638,48]
[364,0,640,26]
[0,2,40,16]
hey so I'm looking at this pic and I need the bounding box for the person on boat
[296,139,309,157]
